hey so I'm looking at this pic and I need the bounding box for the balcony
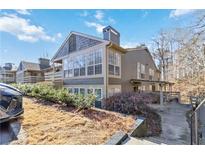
[44,71,63,81]
[0,76,16,83]
[23,76,44,83]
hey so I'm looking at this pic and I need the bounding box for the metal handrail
[190,98,205,116]
[190,97,205,145]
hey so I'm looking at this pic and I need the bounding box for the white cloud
[169,9,196,18]
[94,10,104,21]
[80,11,88,17]
[85,21,105,33]
[0,14,60,43]
[108,17,116,24]
[15,9,31,15]
[56,33,62,38]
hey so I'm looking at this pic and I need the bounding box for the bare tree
[151,30,175,81]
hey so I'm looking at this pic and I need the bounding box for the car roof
[0,83,22,96]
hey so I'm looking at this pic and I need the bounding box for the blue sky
[0,9,198,66]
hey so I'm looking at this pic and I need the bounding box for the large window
[68,60,73,77]
[109,50,120,76]
[64,48,102,78]
[95,64,102,74]
[87,66,94,75]
[87,50,102,75]
[67,87,102,101]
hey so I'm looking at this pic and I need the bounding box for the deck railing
[0,77,16,83]
[23,76,44,83]
[44,71,63,81]
[190,96,205,145]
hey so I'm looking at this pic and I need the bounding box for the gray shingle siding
[75,35,101,51]
[53,34,102,60]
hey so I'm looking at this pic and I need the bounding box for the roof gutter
[106,42,126,54]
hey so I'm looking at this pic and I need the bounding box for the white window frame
[108,50,121,78]
[63,47,103,79]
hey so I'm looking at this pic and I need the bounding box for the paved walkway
[123,101,191,145]
[144,102,191,145]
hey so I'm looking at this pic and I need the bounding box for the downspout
[105,42,113,98]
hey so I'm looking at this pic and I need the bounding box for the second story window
[68,61,73,77]
[140,64,145,79]
[109,50,120,76]
[94,50,102,75]
[149,68,154,80]
[79,56,86,76]
[74,61,80,77]
[87,49,102,76]
[64,48,103,78]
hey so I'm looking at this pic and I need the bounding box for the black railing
[190,96,205,145]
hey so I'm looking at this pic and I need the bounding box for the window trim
[108,50,121,78]
[63,47,103,79]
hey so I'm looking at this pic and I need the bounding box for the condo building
[50,26,161,100]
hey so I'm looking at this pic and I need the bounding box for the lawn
[14,97,135,145]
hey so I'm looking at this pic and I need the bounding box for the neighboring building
[43,64,63,87]
[16,58,50,83]
[50,26,163,100]
[0,63,17,83]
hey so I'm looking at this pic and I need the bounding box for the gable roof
[126,46,160,71]
[52,31,108,62]
[21,61,41,71]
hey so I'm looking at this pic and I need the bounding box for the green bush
[11,83,96,109]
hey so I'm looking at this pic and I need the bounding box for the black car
[0,83,24,124]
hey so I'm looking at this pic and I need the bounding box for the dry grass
[19,97,135,145]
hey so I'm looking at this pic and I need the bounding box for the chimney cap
[103,26,120,35]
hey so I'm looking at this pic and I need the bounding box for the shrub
[11,83,96,109]
[102,92,161,136]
